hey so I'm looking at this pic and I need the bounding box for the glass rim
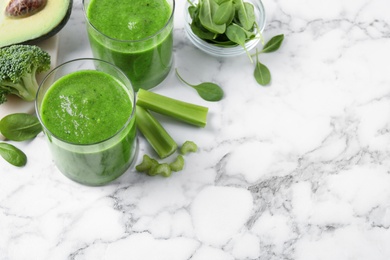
[82,0,175,43]
[35,58,136,147]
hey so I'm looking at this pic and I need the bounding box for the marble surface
[1,0,390,259]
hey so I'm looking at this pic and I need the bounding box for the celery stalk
[136,89,208,127]
[136,105,178,159]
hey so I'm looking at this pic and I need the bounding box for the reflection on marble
[1,0,390,259]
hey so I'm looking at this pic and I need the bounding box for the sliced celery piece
[136,89,209,127]
[180,141,198,155]
[155,163,172,177]
[136,154,154,172]
[169,155,185,172]
[136,105,178,159]
[147,158,160,176]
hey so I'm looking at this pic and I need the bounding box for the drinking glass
[36,58,137,186]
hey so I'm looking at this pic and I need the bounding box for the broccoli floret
[0,44,51,104]
[0,89,10,104]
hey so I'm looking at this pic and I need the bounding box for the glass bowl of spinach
[184,0,266,58]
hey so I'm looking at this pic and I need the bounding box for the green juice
[40,70,136,186]
[85,0,174,91]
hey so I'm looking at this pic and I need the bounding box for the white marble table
[1,0,390,259]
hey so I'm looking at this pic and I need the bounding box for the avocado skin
[1,0,73,47]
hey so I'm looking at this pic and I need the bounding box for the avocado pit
[5,0,47,18]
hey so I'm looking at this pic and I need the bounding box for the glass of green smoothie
[36,58,137,186]
[83,0,175,91]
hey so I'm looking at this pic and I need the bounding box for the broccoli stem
[20,69,39,101]
[136,89,208,127]
[0,75,37,101]
[136,105,178,159]
[0,81,27,98]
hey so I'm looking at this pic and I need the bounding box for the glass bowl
[184,0,266,57]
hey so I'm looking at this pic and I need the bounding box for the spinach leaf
[254,49,271,86]
[188,0,258,52]
[0,113,42,141]
[191,17,217,40]
[226,24,253,62]
[213,0,234,25]
[254,61,271,85]
[235,0,255,30]
[261,34,284,53]
[199,0,226,34]
[175,69,224,102]
[0,142,27,167]
[188,5,198,19]
[225,24,246,46]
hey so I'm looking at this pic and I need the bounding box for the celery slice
[180,141,198,155]
[169,155,185,172]
[136,154,154,172]
[155,163,172,177]
[136,89,209,127]
[136,105,178,159]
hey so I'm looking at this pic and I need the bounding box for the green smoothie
[40,70,137,186]
[85,0,174,91]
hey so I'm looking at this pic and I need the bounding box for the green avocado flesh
[0,0,72,47]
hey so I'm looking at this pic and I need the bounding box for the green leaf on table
[254,60,271,86]
[0,142,27,167]
[175,69,224,102]
[0,113,42,141]
[261,34,284,53]
[189,82,224,101]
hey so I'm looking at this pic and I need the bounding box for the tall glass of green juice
[83,0,175,91]
[36,58,137,186]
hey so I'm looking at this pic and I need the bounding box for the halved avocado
[0,0,72,48]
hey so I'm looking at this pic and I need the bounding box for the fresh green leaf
[209,33,236,45]
[225,24,253,62]
[0,113,42,141]
[199,0,226,34]
[175,69,224,102]
[235,0,255,30]
[188,0,258,51]
[191,19,217,40]
[225,24,246,46]
[0,142,27,167]
[254,50,271,86]
[261,34,284,53]
[254,61,271,85]
[188,5,198,19]
[191,82,224,102]
[213,0,234,25]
